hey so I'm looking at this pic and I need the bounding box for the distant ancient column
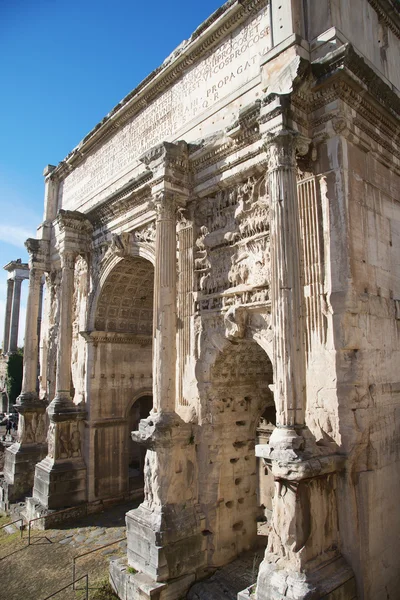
[152,191,178,414]
[8,277,23,353]
[265,129,306,429]
[3,279,14,354]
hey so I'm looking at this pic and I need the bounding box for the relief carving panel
[194,175,271,313]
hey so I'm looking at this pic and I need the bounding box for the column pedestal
[252,430,356,600]
[0,402,47,510]
[113,413,204,600]
[31,401,86,511]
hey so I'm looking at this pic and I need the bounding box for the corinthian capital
[60,249,77,270]
[154,192,176,221]
[264,130,297,171]
[25,238,49,269]
[264,130,312,171]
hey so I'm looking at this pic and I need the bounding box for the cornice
[86,174,152,228]
[367,0,400,39]
[52,0,268,181]
[56,209,94,235]
[3,260,29,273]
[312,43,400,121]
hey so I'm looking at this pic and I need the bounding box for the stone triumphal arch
[2,0,400,598]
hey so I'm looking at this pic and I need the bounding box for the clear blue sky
[0,0,223,343]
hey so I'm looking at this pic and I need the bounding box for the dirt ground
[0,502,134,600]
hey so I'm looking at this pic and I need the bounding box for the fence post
[72,558,76,590]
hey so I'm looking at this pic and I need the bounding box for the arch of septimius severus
[1,0,400,598]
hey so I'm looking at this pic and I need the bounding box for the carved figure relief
[70,428,81,457]
[194,176,270,316]
[18,412,47,444]
[47,423,55,459]
[56,422,82,459]
[133,221,156,243]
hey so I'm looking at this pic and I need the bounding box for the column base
[0,442,47,510]
[126,503,205,583]
[110,557,195,600]
[32,456,87,510]
[255,556,357,600]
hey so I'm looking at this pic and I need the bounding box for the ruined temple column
[0,241,48,509]
[8,276,23,354]
[31,247,87,511]
[152,191,177,414]
[3,279,14,354]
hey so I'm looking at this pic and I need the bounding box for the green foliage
[6,352,23,404]
[127,566,138,574]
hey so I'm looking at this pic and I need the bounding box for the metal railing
[0,517,24,539]
[27,504,88,545]
[41,573,89,600]
[72,536,127,590]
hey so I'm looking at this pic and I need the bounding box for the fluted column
[19,268,44,402]
[152,192,177,414]
[50,249,76,411]
[266,129,306,429]
[3,279,14,354]
[32,247,87,510]
[9,277,23,353]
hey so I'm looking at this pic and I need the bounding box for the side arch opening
[199,337,276,566]
[89,255,154,500]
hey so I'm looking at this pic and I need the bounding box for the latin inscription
[60,7,271,209]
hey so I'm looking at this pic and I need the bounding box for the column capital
[264,129,311,170]
[55,209,93,259]
[59,249,77,270]
[153,191,177,221]
[56,209,93,235]
[25,238,49,270]
[141,141,190,203]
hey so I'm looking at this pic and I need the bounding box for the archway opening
[256,403,276,539]
[90,255,154,500]
[127,395,153,491]
[201,337,275,566]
